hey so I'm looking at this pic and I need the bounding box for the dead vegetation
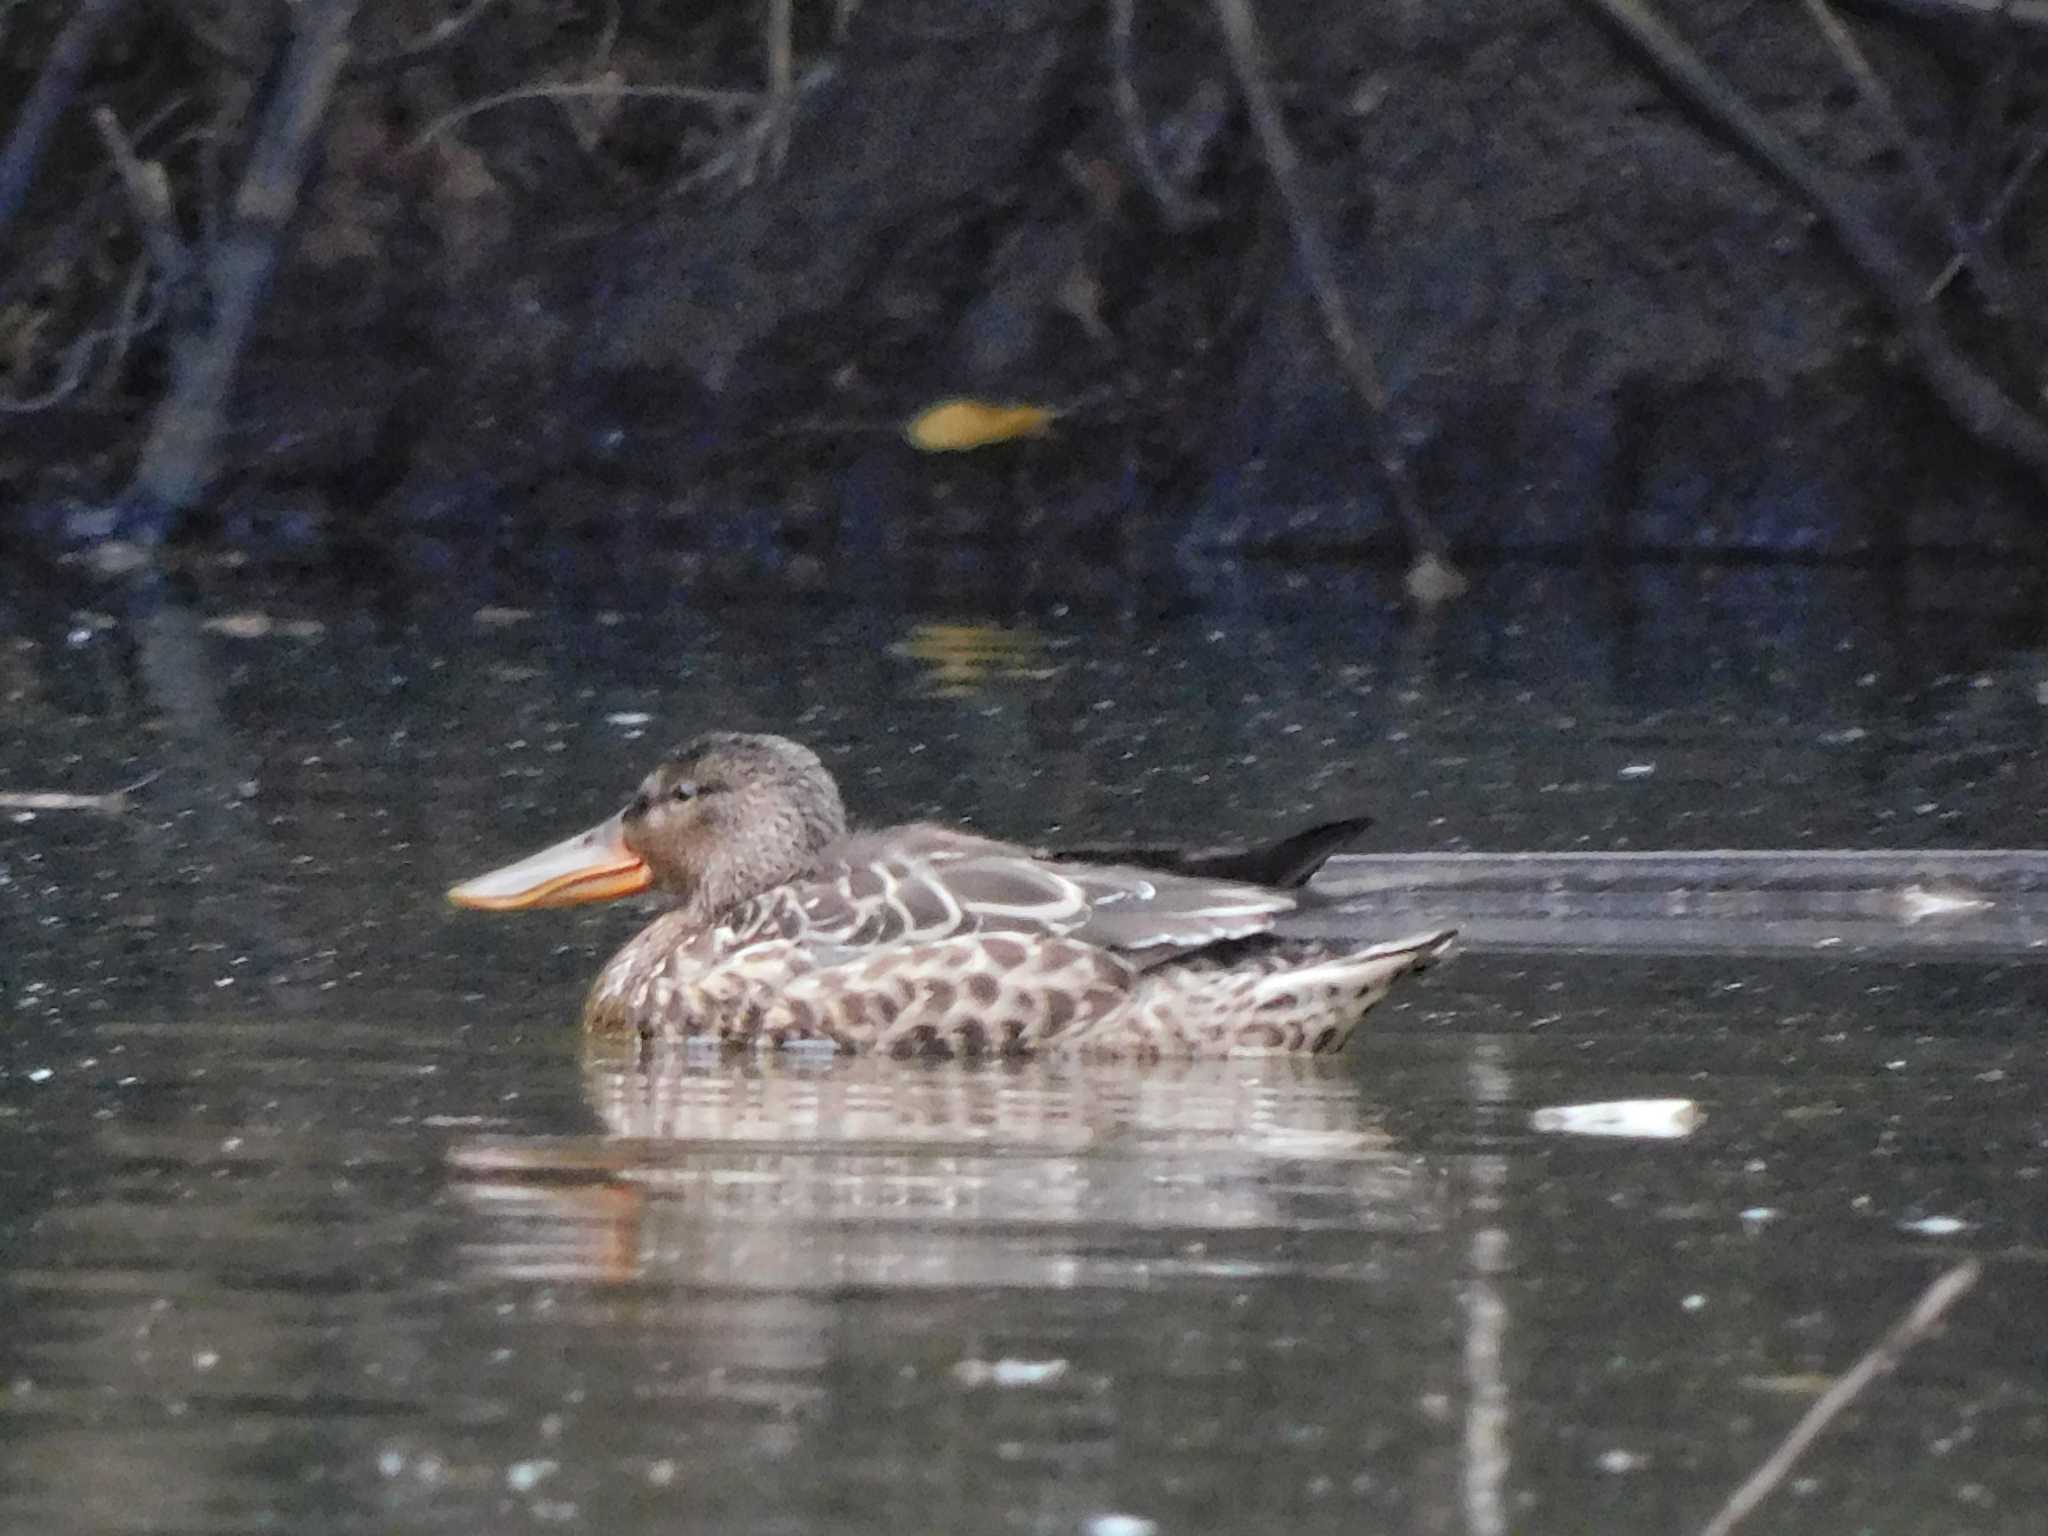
[1,1,2045,573]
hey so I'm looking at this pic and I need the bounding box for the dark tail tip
[1051,816,1375,889]
[1199,817,1375,889]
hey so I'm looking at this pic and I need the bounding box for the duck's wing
[725,825,1295,956]
[1049,816,1373,891]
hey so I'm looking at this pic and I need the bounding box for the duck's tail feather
[1074,927,1455,1057]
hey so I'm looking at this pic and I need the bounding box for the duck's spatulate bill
[448,813,652,911]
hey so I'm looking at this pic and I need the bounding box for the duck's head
[447,733,848,918]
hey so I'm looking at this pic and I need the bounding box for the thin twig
[736,0,796,185]
[1694,1259,1983,1536]
[1108,0,1205,229]
[91,255,152,401]
[591,0,621,72]
[1210,0,1456,580]
[1930,91,2044,304]
[0,0,137,240]
[161,0,262,72]
[91,106,192,285]
[169,0,505,77]
[1798,0,2012,312]
[0,265,168,413]
[411,81,757,151]
[667,63,836,197]
[0,347,96,412]
[1979,125,2048,244]
[1579,0,2048,483]
[0,176,118,312]
[353,0,502,74]
[768,0,794,113]
[552,0,626,151]
[0,95,191,313]
[1956,25,2016,220]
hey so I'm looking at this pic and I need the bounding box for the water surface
[2,562,2043,1533]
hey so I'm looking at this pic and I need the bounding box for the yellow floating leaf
[903,398,1058,453]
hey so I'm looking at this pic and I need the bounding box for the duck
[447,732,1454,1056]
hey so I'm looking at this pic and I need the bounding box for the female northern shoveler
[448,733,1453,1056]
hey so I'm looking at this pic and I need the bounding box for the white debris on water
[506,1459,558,1492]
[1529,1098,1701,1139]
[1085,1516,1159,1536]
[952,1356,1069,1388]
[1899,1215,1969,1237]
[1896,884,1994,923]
[606,712,653,726]
[1617,762,1656,779]
[200,612,326,640]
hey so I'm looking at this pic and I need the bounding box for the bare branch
[0,259,167,413]
[1927,124,2046,301]
[0,0,137,241]
[1799,0,2012,312]
[167,0,507,78]
[0,329,98,413]
[1109,0,1209,229]
[668,63,836,195]
[1579,0,2048,482]
[127,0,363,520]
[91,106,192,285]
[768,0,794,107]
[1211,0,1458,585]
[1982,127,2048,240]
[160,0,266,73]
[353,0,503,74]
[1956,28,2017,218]
[92,255,153,401]
[1695,1260,1982,1536]
[1845,0,2048,28]
[736,0,796,185]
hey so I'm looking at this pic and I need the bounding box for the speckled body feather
[582,824,1452,1057]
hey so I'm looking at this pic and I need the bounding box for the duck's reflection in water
[449,1043,1446,1292]
[444,1048,1470,1533]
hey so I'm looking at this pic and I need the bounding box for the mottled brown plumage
[450,733,1453,1056]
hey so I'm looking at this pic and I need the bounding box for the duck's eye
[670,780,699,802]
